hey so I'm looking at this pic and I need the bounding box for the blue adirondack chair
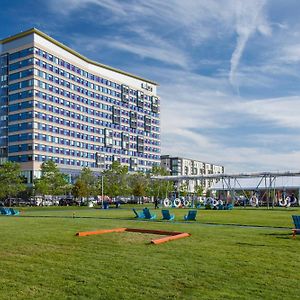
[132,208,144,218]
[9,208,20,216]
[1,207,11,215]
[161,209,175,221]
[224,203,234,210]
[184,210,197,221]
[143,208,156,220]
[292,215,300,239]
[217,204,224,210]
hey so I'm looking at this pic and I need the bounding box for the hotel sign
[141,82,153,92]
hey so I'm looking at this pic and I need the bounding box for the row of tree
[1,160,197,203]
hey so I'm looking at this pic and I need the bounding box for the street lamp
[101,175,104,208]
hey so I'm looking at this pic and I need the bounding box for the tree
[129,172,148,203]
[34,160,69,201]
[194,185,204,197]
[146,166,171,200]
[0,161,26,204]
[72,180,88,200]
[179,181,189,197]
[102,161,130,199]
[73,167,98,201]
[206,189,212,198]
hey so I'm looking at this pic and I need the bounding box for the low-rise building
[161,155,224,192]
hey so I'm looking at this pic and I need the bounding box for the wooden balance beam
[76,227,190,244]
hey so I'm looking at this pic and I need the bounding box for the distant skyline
[1,0,300,172]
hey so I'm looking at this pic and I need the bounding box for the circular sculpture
[289,196,297,206]
[249,196,258,207]
[286,197,291,207]
[173,198,181,208]
[163,198,172,207]
[279,197,288,207]
[183,199,191,207]
[207,197,218,207]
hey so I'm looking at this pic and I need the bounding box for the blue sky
[1,0,300,172]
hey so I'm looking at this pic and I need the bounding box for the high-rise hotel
[0,28,160,183]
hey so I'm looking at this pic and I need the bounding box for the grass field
[1,206,300,299]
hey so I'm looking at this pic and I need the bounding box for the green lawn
[1,206,300,299]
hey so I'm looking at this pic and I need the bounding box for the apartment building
[0,28,160,182]
[161,155,224,192]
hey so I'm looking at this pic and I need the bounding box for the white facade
[161,155,224,192]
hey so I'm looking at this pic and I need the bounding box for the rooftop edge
[0,28,158,86]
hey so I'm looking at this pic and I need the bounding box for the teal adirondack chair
[9,208,20,216]
[1,207,11,215]
[143,208,156,220]
[292,215,300,239]
[224,203,234,210]
[184,210,197,221]
[161,209,175,221]
[132,208,144,218]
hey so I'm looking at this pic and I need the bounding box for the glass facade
[0,31,160,181]
[0,54,8,164]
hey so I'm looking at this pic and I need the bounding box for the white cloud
[280,43,300,63]
[43,0,300,173]
[48,0,126,16]
[229,0,271,88]
[234,96,300,128]
[46,0,239,68]
[150,66,300,172]
[102,28,190,69]
[68,34,190,69]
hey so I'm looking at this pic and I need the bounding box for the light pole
[101,175,104,208]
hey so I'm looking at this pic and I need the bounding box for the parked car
[4,198,28,207]
[115,196,131,204]
[29,196,43,206]
[59,197,80,206]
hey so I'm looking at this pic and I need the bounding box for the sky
[1,0,300,173]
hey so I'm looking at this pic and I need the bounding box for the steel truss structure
[151,171,300,208]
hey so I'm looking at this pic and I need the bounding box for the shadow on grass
[16,215,294,232]
[236,242,267,247]
[203,222,290,230]
[234,207,300,212]
[264,232,292,240]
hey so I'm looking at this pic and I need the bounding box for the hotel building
[161,155,224,192]
[0,28,160,183]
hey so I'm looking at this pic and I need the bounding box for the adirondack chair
[143,208,156,220]
[224,203,234,210]
[292,215,300,239]
[184,210,197,221]
[161,209,175,221]
[9,208,20,216]
[1,207,11,215]
[132,208,144,218]
[217,204,224,210]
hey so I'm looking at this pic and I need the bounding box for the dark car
[59,197,80,206]
[4,198,28,207]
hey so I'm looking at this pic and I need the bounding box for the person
[115,200,120,208]
[290,193,295,205]
[154,197,159,209]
